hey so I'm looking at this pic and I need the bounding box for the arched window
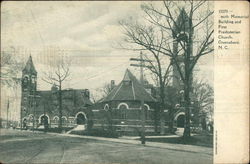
[143,104,150,110]
[31,75,36,84]
[104,104,109,110]
[23,75,29,82]
[28,114,34,125]
[62,116,67,125]
[117,103,128,119]
[117,103,129,109]
[53,116,59,124]
[22,75,29,88]
[142,104,150,120]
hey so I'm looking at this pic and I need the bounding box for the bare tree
[97,83,113,99]
[141,1,214,139]
[192,79,213,127]
[0,48,24,87]
[90,82,114,103]
[119,20,174,134]
[42,55,71,132]
[120,0,214,139]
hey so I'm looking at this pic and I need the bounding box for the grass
[33,127,74,133]
[144,134,213,148]
[70,129,120,138]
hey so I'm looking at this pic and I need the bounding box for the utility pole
[7,98,9,128]
[130,52,152,145]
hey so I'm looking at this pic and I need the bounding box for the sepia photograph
[3,0,246,164]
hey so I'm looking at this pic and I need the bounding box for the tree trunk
[168,109,174,133]
[58,82,62,132]
[183,31,193,139]
[159,86,165,135]
[183,82,191,139]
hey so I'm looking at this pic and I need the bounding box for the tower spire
[22,55,37,75]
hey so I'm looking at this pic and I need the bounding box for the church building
[20,56,93,129]
[91,69,160,134]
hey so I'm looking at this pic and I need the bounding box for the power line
[69,60,130,87]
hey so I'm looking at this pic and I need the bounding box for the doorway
[76,113,86,125]
[176,114,185,128]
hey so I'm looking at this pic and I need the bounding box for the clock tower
[20,56,37,128]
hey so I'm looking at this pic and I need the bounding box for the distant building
[20,56,93,129]
[91,69,160,134]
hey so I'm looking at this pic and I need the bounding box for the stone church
[20,56,93,129]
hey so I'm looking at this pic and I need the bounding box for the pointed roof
[22,56,37,75]
[101,69,156,103]
[173,8,193,34]
[123,70,131,81]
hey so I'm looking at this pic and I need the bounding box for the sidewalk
[58,133,213,155]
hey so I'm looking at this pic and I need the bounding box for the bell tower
[20,56,37,128]
[171,8,193,90]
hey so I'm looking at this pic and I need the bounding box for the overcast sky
[1,1,147,91]
[1,1,213,120]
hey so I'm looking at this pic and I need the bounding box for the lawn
[143,134,213,148]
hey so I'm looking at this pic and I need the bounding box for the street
[0,129,212,164]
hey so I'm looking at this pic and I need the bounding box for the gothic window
[23,75,29,82]
[23,76,29,88]
[31,75,36,84]
[104,104,109,110]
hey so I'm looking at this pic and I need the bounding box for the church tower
[20,56,37,128]
[171,8,193,90]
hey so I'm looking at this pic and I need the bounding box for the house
[20,56,93,129]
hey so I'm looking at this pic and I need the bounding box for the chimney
[111,80,115,89]
[84,89,90,99]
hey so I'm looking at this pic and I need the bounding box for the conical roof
[22,56,37,75]
[101,69,156,102]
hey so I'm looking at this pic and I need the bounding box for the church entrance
[40,115,49,129]
[176,115,185,128]
[76,113,86,125]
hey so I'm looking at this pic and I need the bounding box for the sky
[1,1,213,121]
